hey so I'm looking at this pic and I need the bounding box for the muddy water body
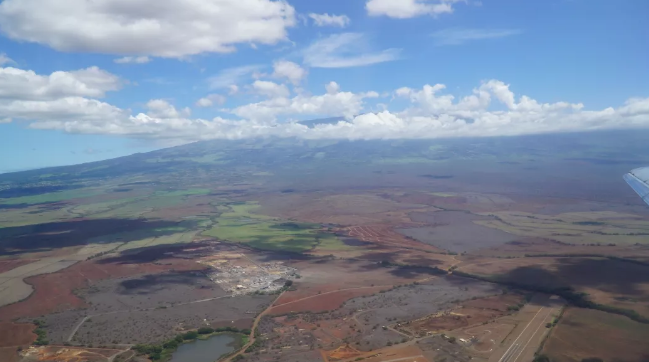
[169,334,237,362]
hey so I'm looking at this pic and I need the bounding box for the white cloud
[4,65,649,143]
[231,83,376,121]
[0,0,295,58]
[229,85,240,95]
[0,53,14,65]
[366,0,462,19]
[303,33,400,68]
[272,60,307,85]
[0,117,12,123]
[252,80,290,98]
[308,13,351,27]
[0,66,122,100]
[208,65,263,90]
[146,99,190,119]
[196,94,226,107]
[325,81,340,95]
[114,56,151,64]
[431,28,522,45]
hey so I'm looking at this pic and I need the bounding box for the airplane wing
[624,167,649,206]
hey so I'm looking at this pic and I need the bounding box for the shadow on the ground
[0,218,189,256]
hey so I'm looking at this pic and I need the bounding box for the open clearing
[476,210,649,245]
[398,211,518,253]
[19,345,127,362]
[543,307,649,362]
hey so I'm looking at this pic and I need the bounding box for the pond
[169,334,238,362]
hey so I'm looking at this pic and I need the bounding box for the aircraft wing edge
[624,167,649,206]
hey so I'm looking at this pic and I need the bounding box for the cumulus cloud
[272,60,307,85]
[252,80,290,98]
[0,66,122,100]
[303,33,400,68]
[325,81,341,95]
[228,85,240,95]
[146,99,191,119]
[231,83,377,122]
[196,94,226,107]
[308,13,351,27]
[114,56,151,64]
[208,65,264,90]
[366,0,462,19]
[0,0,296,58]
[431,28,522,45]
[4,65,649,143]
[0,53,14,65]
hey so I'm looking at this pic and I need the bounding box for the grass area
[203,202,350,252]
[476,211,649,245]
[0,188,103,205]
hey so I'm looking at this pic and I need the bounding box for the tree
[533,354,551,362]
[284,280,293,287]
[183,331,199,340]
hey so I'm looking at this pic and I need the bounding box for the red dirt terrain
[268,286,389,315]
[343,224,442,252]
[0,259,38,273]
[0,257,206,321]
[0,322,36,347]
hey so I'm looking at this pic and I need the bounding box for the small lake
[169,334,238,362]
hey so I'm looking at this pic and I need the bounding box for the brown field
[0,259,38,273]
[0,322,36,347]
[457,322,517,354]
[404,294,523,336]
[269,286,389,315]
[0,256,206,321]
[351,344,430,362]
[0,347,21,362]
[543,308,649,362]
[457,256,649,318]
[19,346,126,362]
[343,225,443,252]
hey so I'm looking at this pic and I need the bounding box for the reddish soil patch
[344,225,442,252]
[327,344,363,360]
[0,257,206,321]
[269,286,388,315]
[0,347,20,362]
[0,258,37,273]
[0,322,36,347]
[25,346,124,362]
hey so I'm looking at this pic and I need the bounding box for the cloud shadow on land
[0,218,190,256]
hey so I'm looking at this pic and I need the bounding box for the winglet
[624,167,649,206]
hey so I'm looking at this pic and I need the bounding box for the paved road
[490,295,564,362]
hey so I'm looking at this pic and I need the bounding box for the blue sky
[0,0,648,172]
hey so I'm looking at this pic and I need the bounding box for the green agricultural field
[203,202,350,252]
